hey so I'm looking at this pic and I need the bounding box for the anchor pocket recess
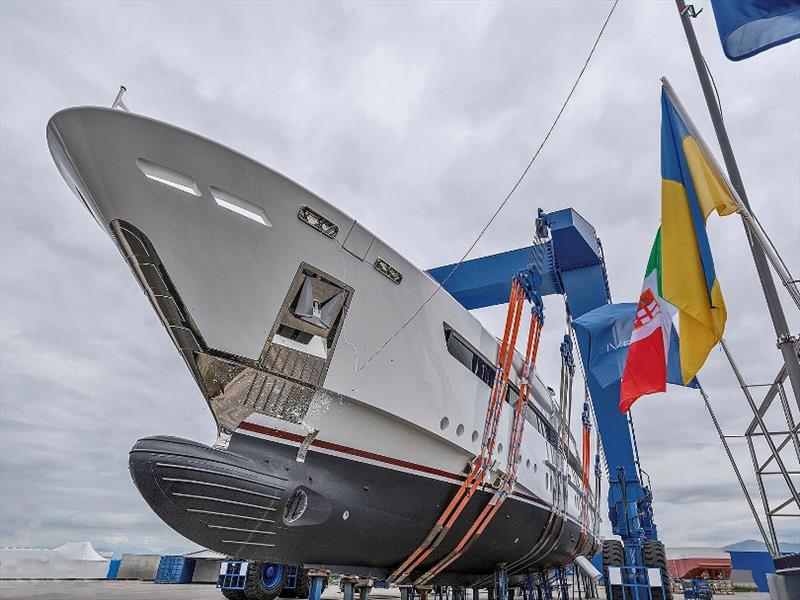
[261,263,353,385]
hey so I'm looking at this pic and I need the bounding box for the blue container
[155,555,196,584]
[107,558,121,580]
[727,550,774,592]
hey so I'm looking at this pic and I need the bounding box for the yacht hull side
[129,432,592,585]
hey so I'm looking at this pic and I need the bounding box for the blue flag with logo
[711,0,800,61]
[572,303,697,390]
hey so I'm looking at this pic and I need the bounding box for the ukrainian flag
[660,78,739,384]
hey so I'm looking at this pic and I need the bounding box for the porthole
[456,424,465,437]
[533,463,538,473]
[440,417,450,431]
[472,430,479,443]
[526,459,531,469]
[498,443,504,453]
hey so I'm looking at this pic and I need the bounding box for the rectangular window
[443,324,496,388]
[443,324,558,447]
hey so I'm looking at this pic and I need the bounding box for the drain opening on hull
[298,205,339,239]
[284,488,308,524]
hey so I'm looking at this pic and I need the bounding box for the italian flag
[620,229,676,413]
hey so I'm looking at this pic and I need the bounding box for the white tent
[0,542,110,579]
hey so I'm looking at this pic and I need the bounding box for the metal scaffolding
[702,339,800,557]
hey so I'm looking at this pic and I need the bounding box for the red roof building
[668,557,732,580]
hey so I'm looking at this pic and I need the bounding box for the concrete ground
[0,581,773,600]
[1,581,390,600]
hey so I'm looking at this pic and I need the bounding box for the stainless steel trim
[220,540,276,548]
[156,463,286,490]
[297,205,339,239]
[207,525,276,535]
[161,477,281,500]
[374,257,403,284]
[187,508,276,523]
[171,492,277,511]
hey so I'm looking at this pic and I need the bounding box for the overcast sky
[1,0,798,556]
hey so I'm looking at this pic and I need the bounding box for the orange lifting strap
[567,392,594,564]
[582,419,591,490]
[388,280,542,585]
[415,311,543,585]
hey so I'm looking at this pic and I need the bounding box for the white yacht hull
[47,106,597,584]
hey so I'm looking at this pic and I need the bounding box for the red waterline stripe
[238,421,546,507]
[239,421,464,482]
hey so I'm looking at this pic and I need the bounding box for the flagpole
[674,0,800,409]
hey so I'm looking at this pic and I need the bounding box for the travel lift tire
[221,588,247,600]
[286,567,310,599]
[601,539,624,600]
[643,540,673,600]
[243,562,288,600]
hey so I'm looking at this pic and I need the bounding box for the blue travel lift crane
[428,207,670,600]
[219,208,668,600]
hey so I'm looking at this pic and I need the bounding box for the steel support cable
[739,210,800,310]
[569,325,608,510]
[568,324,604,545]
[748,209,800,306]
[355,0,620,373]
[569,325,607,469]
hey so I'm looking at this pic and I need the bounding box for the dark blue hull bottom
[129,432,595,585]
